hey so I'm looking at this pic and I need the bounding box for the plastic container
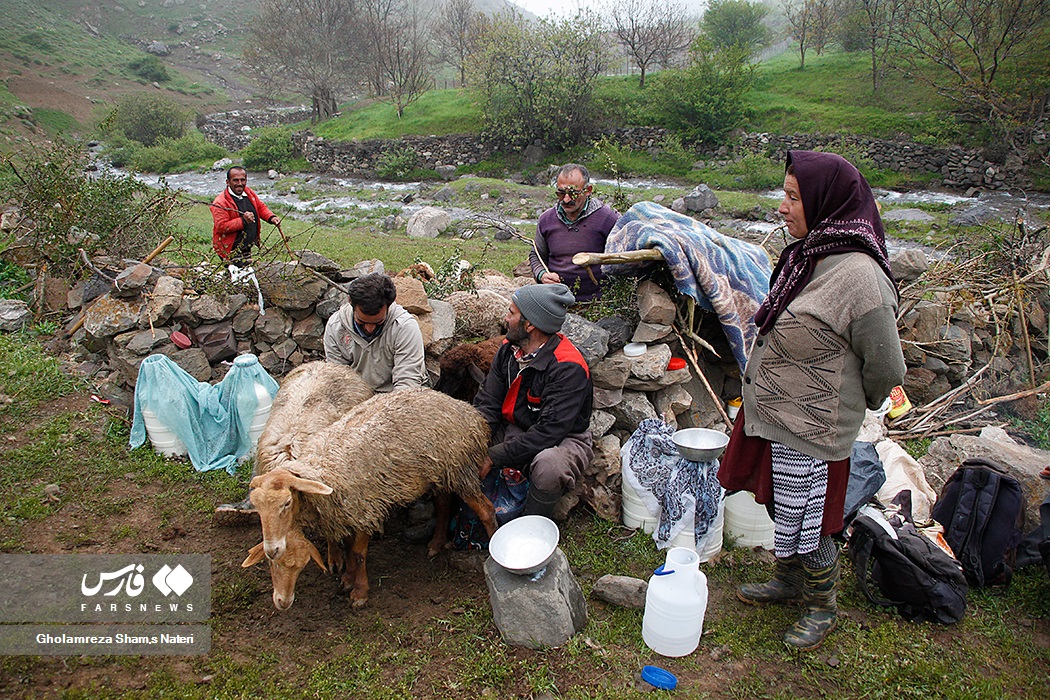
[141,406,188,458]
[623,474,725,562]
[642,547,709,657]
[726,397,742,421]
[232,354,274,461]
[723,491,775,549]
[887,385,912,419]
[621,479,658,533]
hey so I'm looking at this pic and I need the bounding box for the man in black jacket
[473,284,594,519]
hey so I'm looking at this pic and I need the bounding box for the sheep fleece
[288,388,491,539]
[255,361,374,474]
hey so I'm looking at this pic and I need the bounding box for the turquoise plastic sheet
[130,353,279,473]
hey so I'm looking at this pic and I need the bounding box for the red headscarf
[754,150,895,334]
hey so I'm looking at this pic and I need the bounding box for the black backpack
[930,458,1026,588]
[849,513,968,624]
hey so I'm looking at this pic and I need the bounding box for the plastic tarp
[130,353,279,473]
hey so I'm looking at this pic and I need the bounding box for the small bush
[104,93,188,147]
[127,56,171,83]
[240,128,295,171]
[375,144,419,180]
[126,132,226,174]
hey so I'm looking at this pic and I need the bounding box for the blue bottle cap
[641,665,678,690]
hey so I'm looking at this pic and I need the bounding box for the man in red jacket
[211,167,280,263]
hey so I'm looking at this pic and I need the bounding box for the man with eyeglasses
[528,163,620,301]
[216,273,427,514]
[322,273,428,393]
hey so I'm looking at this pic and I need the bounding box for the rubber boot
[737,555,804,605]
[522,486,562,519]
[783,553,840,650]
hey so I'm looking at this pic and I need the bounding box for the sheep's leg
[459,490,498,538]
[337,534,357,592]
[327,538,345,579]
[347,531,370,607]
[427,491,453,557]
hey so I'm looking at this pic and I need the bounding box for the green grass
[745,51,961,143]
[309,90,483,140]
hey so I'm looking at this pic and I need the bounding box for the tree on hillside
[361,0,435,118]
[606,0,695,89]
[809,0,838,56]
[469,10,608,150]
[896,0,1050,146]
[651,37,756,144]
[244,0,361,122]
[433,0,489,87]
[700,0,771,59]
[783,0,815,69]
[838,0,907,91]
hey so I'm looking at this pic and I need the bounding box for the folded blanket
[604,201,771,372]
[622,418,721,549]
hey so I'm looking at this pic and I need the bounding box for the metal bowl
[672,428,730,462]
[488,515,560,575]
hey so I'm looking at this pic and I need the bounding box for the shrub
[651,39,755,146]
[240,128,295,171]
[470,12,608,150]
[126,132,226,174]
[104,93,188,147]
[127,56,171,83]
[0,140,180,278]
[375,144,419,180]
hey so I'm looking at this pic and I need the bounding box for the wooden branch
[674,328,733,429]
[976,379,1050,406]
[572,249,664,267]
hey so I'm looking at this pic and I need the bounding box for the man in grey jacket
[217,273,426,514]
[322,273,428,393]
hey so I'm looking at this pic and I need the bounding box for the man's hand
[539,272,561,284]
[241,211,256,224]
[478,455,493,479]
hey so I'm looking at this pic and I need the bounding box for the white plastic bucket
[141,406,188,458]
[723,491,775,549]
[673,496,724,562]
[642,547,709,657]
[621,480,658,533]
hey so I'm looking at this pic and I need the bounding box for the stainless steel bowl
[488,515,560,575]
[672,428,730,462]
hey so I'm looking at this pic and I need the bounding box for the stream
[131,169,1050,258]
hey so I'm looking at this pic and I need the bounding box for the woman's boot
[737,555,804,605]
[783,553,839,649]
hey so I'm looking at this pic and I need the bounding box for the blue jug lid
[641,665,677,690]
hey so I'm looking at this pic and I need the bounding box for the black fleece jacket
[473,334,593,468]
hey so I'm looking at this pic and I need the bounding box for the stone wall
[291,125,1027,191]
[198,107,314,152]
[291,132,494,175]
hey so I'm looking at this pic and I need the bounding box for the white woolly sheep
[242,388,498,609]
[254,360,374,477]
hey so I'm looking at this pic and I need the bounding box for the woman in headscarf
[719,151,906,650]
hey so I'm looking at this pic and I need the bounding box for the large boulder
[406,207,451,239]
[0,299,32,332]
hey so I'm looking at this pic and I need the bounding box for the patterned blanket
[604,201,771,372]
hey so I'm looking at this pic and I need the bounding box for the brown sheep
[433,335,504,403]
[242,388,498,609]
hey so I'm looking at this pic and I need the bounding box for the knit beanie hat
[513,283,575,334]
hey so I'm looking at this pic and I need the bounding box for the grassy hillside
[745,50,960,143]
[0,0,240,142]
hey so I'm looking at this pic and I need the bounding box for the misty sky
[509,0,709,20]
